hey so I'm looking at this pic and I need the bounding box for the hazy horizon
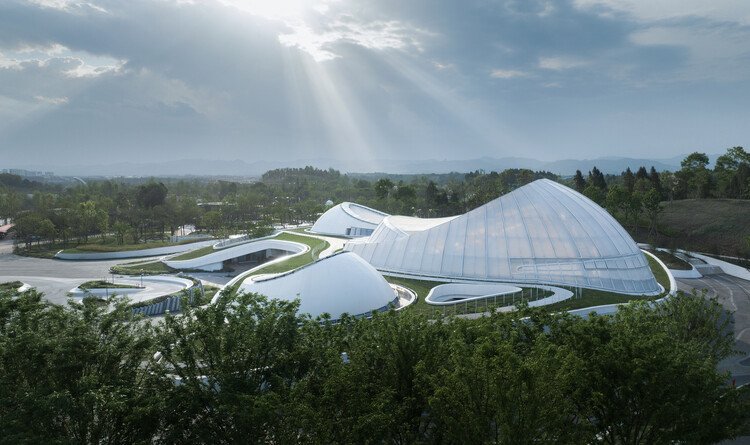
[1,0,749,167]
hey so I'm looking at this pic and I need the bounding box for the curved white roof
[164,237,307,272]
[310,202,389,237]
[239,252,397,318]
[346,179,660,295]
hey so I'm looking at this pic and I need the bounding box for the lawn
[288,227,350,239]
[62,238,208,254]
[544,254,669,312]
[384,276,553,317]
[110,261,176,276]
[0,281,23,292]
[169,245,216,261]
[17,237,211,259]
[218,232,330,297]
[384,254,671,316]
[627,199,750,258]
[247,232,329,277]
[79,280,143,290]
[648,249,692,270]
[15,243,68,259]
[169,231,334,263]
[542,288,656,312]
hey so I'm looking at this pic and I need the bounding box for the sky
[1,0,749,169]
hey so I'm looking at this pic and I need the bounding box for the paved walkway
[0,250,162,305]
[0,238,14,255]
[677,274,750,389]
[68,276,192,304]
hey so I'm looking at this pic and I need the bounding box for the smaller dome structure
[239,252,397,319]
[310,202,389,237]
[325,199,334,206]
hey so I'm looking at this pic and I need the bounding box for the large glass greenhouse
[345,179,660,295]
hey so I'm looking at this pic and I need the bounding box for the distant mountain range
[16,154,719,178]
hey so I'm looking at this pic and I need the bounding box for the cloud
[64,57,124,78]
[279,17,427,62]
[27,0,107,13]
[0,0,749,168]
[34,95,68,105]
[432,61,453,71]
[573,0,750,25]
[489,68,528,79]
[0,52,121,100]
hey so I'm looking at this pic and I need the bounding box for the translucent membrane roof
[240,252,397,319]
[346,179,660,295]
[310,202,389,237]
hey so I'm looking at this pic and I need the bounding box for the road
[0,239,236,304]
[0,242,162,304]
[676,274,750,388]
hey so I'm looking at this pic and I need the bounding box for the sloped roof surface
[310,202,388,236]
[346,179,660,295]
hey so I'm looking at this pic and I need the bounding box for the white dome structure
[346,179,660,295]
[310,202,389,237]
[239,252,398,319]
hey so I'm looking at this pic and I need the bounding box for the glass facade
[345,179,660,295]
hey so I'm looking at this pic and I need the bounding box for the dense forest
[0,288,747,444]
[2,147,749,256]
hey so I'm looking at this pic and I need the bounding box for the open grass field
[628,199,750,258]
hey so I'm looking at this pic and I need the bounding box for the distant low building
[0,223,15,239]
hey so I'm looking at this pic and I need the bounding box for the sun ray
[378,52,523,155]
[281,48,383,168]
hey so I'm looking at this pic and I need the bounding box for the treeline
[0,173,57,192]
[2,167,559,249]
[0,289,746,444]
[7,182,202,248]
[573,147,750,202]
[3,147,749,250]
[369,169,557,216]
[570,147,750,240]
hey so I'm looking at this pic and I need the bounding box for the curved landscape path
[677,273,750,389]
[0,240,164,304]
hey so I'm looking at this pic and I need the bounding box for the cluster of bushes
[0,289,747,444]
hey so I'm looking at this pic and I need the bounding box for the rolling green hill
[628,199,750,257]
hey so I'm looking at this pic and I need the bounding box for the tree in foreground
[0,289,747,444]
[551,292,745,444]
[0,291,165,444]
